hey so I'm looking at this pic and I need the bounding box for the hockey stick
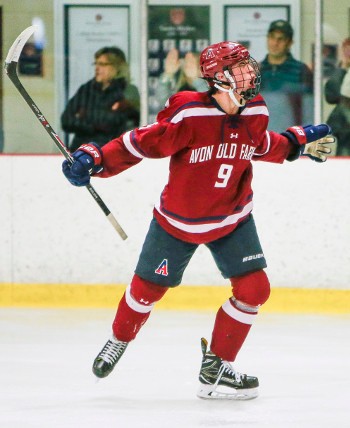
[4,26,127,240]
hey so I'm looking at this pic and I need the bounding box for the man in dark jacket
[259,20,314,132]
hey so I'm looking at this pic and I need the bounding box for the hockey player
[62,42,335,400]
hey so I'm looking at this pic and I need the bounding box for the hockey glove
[282,124,336,162]
[62,143,103,187]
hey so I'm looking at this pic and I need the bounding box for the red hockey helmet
[199,41,261,102]
[200,42,250,79]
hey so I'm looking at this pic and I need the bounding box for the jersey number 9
[214,164,233,188]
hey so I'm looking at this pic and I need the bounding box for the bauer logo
[155,259,169,276]
[242,253,264,262]
[81,144,100,158]
[292,126,305,136]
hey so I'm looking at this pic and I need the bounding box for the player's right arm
[62,92,193,186]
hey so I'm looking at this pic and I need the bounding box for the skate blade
[197,383,259,401]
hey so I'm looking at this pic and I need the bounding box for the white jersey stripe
[222,299,257,325]
[155,200,253,234]
[170,105,267,124]
[123,131,144,159]
[241,105,269,116]
[253,131,271,157]
[170,107,226,124]
[125,284,154,313]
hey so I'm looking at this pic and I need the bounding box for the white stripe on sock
[222,299,257,325]
[125,284,154,313]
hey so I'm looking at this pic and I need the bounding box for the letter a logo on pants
[155,259,169,276]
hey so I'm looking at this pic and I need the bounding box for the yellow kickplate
[0,283,349,314]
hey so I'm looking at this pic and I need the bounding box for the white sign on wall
[65,5,129,98]
[225,5,289,62]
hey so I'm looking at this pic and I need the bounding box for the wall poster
[147,5,210,122]
[225,5,290,63]
[64,5,129,101]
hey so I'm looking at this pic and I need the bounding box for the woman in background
[61,47,140,152]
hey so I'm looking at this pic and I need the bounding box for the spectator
[61,47,140,152]
[260,20,314,132]
[325,38,350,156]
[156,48,208,108]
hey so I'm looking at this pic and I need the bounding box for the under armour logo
[230,133,238,139]
[155,259,168,276]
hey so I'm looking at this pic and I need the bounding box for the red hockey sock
[210,270,270,361]
[112,274,168,342]
[210,304,255,362]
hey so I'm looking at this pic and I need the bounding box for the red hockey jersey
[98,91,293,244]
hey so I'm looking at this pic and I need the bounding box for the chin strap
[213,69,246,107]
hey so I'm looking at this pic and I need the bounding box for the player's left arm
[281,124,336,162]
[249,95,335,163]
[253,124,335,164]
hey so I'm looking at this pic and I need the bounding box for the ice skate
[92,336,128,378]
[197,338,259,400]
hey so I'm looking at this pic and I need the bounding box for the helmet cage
[219,57,261,101]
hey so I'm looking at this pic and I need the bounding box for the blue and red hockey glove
[282,124,336,162]
[62,143,103,187]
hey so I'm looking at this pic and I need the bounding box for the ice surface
[0,308,349,428]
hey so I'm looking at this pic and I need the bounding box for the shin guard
[112,274,168,342]
[210,270,270,361]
